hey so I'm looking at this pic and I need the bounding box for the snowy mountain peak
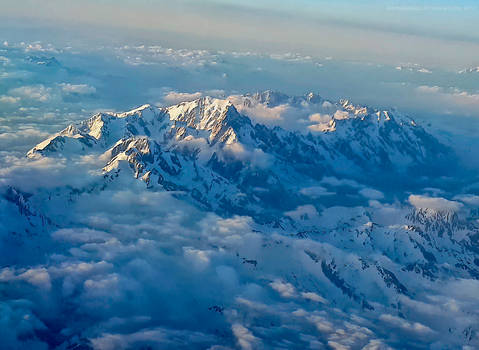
[166,97,248,144]
[340,99,371,117]
[116,103,152,117]
[249,90,291,106]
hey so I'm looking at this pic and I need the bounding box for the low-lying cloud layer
[2,163,478,348]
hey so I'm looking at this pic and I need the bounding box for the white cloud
[183,247,211,270]
[301,292,327,303]
[237,102,288,122]
[0,267,51,290]
[308,123,335,132]
[91,327,216,350]
[83,274,120,298]
[163,91,203,105]
[19,268,52,290]
[160,90,226,106]
[24,42,56,53]
[300,186,335,198]
[285,204,320,221]
[270,280,296,298]
[333,110,350,120]
[416,85,441,94]
[309,113,332,123]
[362,339,391,350]
[228,95,290,125]
[115,45,218,67]
[0,128,50,151]
[52,228,112,244]
[321,176,362,188]
[379,314,434,335]
[328,341,350,350]
[359,188,384,200]
[408,195,463,212]
[232,324,260,350]
[415,85,479,114]
[60,83,96,95]
[308,113,334,132]
[308,315,334,333]
[453,194,479,206]
[225,142,271,168]
[0,56,10,66]
[9,85,51,102]
[200,215,253,237]
[0,95,20,104]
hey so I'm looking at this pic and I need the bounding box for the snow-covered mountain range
[26,92,450,219]
[1,91,478,349]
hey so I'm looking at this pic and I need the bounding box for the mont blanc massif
[1,90,478,349]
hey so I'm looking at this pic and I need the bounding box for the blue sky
[2,0,479,68]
